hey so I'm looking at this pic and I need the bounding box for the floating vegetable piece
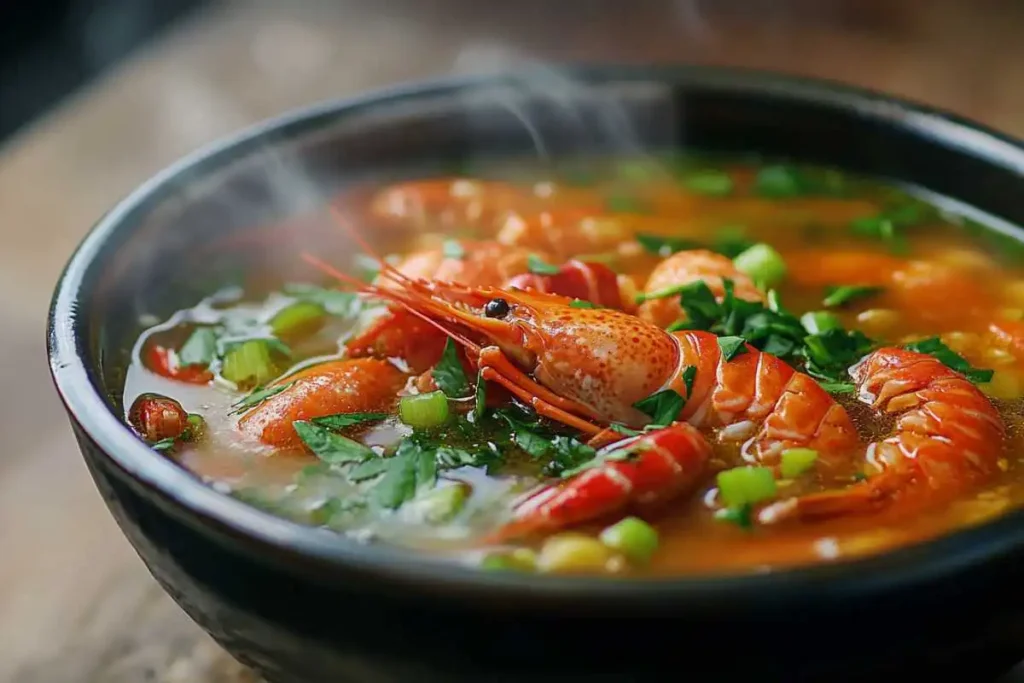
[270,300,327,339]
[221,339,281,388]
[599,517,659,565]
[399,391,450,429]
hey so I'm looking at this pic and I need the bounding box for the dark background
[0,0,205,141]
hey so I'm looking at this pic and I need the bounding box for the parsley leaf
[527,253,561,275]
[433,339,470,397]
[228,381,293,416]
[443,239,465,259]
[718,336,749,361]
[800,328,875,383]
[903,336,994,384]
[473,370,487,421]
[542,436,597,477]
[822,285,884,309]
[674,280,721,329]
[348,457,391,482]
[294,421,376,464]
[179,327,219,367]
[633,389,685,427]
[683,169,734,196]
[369,448,420,510]
[311,412,389,431]
[150,437,177,452]
[636,233,703,257]
[681,365,697,399]
[715,505,753,528]
[818,381,856,393]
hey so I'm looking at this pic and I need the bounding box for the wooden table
[6,1,1024,680]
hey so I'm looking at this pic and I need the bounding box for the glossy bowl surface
[48,65,1024,682]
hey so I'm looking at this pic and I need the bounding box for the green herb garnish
[717,336,749,361]
[681,365,697,399]
[433,338,470,397]
[527,253,561,275]
[903,336,994,384]
[311,412,389,430]
[633,389,685,428]
[150,437,177,452]
[473,370,487,421]
[294,421,376,464]
[635,233,703,257]
[684,169,734,196]
[568,299,601,309]
[282,283,361,317]
[822,285,884,309]
[178,326,219,367]
[228,381,294,416]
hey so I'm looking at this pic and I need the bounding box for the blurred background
[4,0,1024,681]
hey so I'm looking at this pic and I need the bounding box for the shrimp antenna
[301,252,481,357]
[326,206,414,287]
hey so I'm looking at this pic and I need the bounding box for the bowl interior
[52,64,1024,597]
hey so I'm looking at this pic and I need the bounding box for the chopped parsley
[433,339,471,398]
[822,285,884,309]
[527,254,562,275]
[228,381,293,416]
[178,326,219,367]
[311,412,389,431]
[717,336,749,361]
[683,169,734,196]
[633,389,685,428]
[903,336,994,384]
[293,421,376,464]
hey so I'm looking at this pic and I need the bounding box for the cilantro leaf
[800,328,875,383]
[683,169,734,196]
[676,280,721,329]
[150,437,177,452]
[903,336,995,384]
[228,381,293,416]
[433,339,470,397]
[178,327,219,367]
[311,412,389,430]
[348,457,391,482]
[369,450,420,510]
[633,389,685,427]
[718,336,748,361]
[542,436,597,477]
[635,233,703,257]
[681,365,697,399]
[528,254,561,275]
[818,381,856,393]
[473,370,487,421]
[294,421,376,464]
[822,285,884,309]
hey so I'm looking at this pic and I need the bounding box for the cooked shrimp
[492,423,713,541]
[505,259,632,311]
[762,348,1005,523]
[237,358,407,449]
[349,240,548,372]
[637,249,764,329]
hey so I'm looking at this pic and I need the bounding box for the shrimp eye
[485,298,510,318]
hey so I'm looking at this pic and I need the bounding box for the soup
[121,156,1024,577]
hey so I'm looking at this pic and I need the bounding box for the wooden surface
[8,0,1024,680]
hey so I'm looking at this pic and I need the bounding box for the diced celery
[221,340,278,388]
[780,448,818,478]
[733,243,787,288]
[599,517,659,564]
[270,301,326,339]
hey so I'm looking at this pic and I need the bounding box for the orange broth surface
[123,156,1024,577]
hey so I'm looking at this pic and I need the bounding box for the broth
[122,155,1024,577]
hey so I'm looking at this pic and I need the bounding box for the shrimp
[347,240,547,372]
[637,249,764,329]
[307,248,858,530]
[237,358,407,449]
[492,423,713,541]
[762,347,1005,523]
[504,259,633,311]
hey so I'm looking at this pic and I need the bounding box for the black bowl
[47,65,1024,683]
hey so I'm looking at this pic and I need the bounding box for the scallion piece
[801,311,842,335]
[417,483,469,524]
[399,391,450,429]
[221,339,279,388]
[481,548,538,572]
[599,516,659,564]
[716,466,777,508]
[270,300,326,338]
[683,170,734,196]
[733,243,787,289]
[780,448,819,478]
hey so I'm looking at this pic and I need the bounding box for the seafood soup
[122,156,1024,577]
